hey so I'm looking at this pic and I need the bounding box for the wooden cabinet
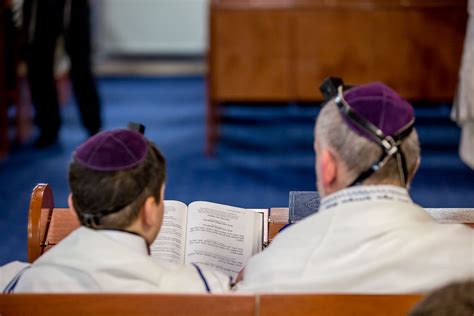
[211,10,292,101]
[207,0,468,153]
[293,7,467,100]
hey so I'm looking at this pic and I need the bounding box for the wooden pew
[0,293,423,316]
[27,184,79,263]
[258,294,422,316]
[18,183,428,315]
[28,184,474,262]
[0,294,256,316]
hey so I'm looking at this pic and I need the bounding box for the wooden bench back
[258,294,422,316]
[0,294,256,316]
[28,184,79,263]
[28,184,474,262]
[0,293,423,316]
[23,184,425,315]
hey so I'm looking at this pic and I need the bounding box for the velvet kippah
[74,129,148,171]
[342,82,414,139]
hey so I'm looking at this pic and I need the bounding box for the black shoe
[34,134,58,149]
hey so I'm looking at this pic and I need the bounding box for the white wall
[95,0,209,55]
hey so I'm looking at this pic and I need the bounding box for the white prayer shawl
[0,261,30,292]
[236,185,474,293]
[453,0,474,169]
[10,227,230,293]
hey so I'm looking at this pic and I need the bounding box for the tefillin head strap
[319,78,414,187]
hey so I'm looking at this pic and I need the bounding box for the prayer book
[289,191,320,223]
[151,201,267,281]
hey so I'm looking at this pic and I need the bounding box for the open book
[150,201,267,281]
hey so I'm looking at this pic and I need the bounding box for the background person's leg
[65,0,102,137]
[27,0,63,147]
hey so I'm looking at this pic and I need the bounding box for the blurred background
[1,0,473,265]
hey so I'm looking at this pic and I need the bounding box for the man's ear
[407,157,421,186]
[68,193,75,212]
[320,148,338,190]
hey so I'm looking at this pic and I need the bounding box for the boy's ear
[142,196,159,228]
[67,193,82,222]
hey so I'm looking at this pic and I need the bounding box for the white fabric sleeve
[0,261,31,291]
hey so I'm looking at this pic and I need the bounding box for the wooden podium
[207,0,468,154]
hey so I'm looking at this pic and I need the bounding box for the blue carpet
[1,76,473,265]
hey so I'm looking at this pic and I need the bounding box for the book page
[150,200,188,266]
[184,201,260,281]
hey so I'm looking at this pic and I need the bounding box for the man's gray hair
[315,101,420,185]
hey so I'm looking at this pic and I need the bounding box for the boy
[5,129,229,292]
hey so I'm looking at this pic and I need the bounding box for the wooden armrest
[28,184,54,263]
[27,184,80,263]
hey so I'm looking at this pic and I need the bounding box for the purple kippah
[74,129,148,171]
[342,82,414,139]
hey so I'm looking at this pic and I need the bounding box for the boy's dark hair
[69,142,166,229]
[409,280,474,316]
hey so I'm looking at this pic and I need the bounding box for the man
[453,0,474,169]
[23,0,102,147]
[3,129,229,292]
[236,82,474,293]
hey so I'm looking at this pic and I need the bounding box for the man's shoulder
[415,220,474,246]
